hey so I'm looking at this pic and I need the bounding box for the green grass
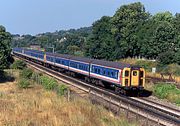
[153,83,180,105]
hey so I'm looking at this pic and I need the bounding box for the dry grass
[146,72,180,83]
[0,80,138,126]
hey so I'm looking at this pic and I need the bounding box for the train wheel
[115,86,121,94]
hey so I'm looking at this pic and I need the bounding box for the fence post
[136,108,139,122]
[67,89,70,102]
[109,97,111,111]
[118,100,121,115]
[146,114,149,126]
[126,104,129,119]
[88,88,91,95]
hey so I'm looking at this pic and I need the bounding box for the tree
[0,25,12,72]
[152,11,173,23]
[111,2,149,58]
[85,16,115,60]
[153,21,176,58]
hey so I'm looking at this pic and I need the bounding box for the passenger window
[115,72,118,78]
[95,68,97,73]
[103,70,106,75]
[133,71,137,76]
[107,71,110,76]
[111,72,114,77]
[98,69,100,74]
[125,71,129,77]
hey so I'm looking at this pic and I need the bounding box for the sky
[0,0,180,35]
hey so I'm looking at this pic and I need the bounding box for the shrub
[20,68,33,79]
[11,60,26,70]
[18,78,30,89]
[157,63,180,76]
[153,83,180,105]
[40,75,58,90]
[57,84,68,96]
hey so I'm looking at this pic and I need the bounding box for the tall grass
[0,80,138,126]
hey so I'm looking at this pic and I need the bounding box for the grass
[0,70,138,126]
[153,83,180,106]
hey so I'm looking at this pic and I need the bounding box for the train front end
[122,67,145,90]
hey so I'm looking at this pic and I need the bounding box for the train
[12,48,145,94]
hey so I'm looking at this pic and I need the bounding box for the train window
[140,71,144,77]
[103,70,106,75]
[111,72,114,77]
[115,72,118,79]
[95,68,97,73]
[125,71,129,77]
[98,69,100,74]
[125,79,128,86]
[133,71,137,76]
[107,71,110,76]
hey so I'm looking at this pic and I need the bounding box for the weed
[56,84,68,96]
[10,60,26,70]
[20,68,33,79]
[18,78,30,89]
[40,75,58,90]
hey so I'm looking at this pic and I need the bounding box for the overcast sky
[0,0,180,35]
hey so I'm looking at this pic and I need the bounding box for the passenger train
[12,48,145,94]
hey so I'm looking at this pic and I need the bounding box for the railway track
[14,55,180,126]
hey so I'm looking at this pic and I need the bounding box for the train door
[131,70,139,86]
[122,68,131,87]
[139,68,145,87]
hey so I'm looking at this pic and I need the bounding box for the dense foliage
[20,68,33,79]
[153,83,180,105]
[18,78,30,89]
[12,2,180,65]
[0,25,12,72]
[40,75,58,90]
[10,60,26,70]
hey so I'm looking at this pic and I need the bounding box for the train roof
[91,59,132,69]
[48,52,132,69]
[46,52,72,59]
[20,48,136,69]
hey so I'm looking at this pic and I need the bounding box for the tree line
[12,2,180,65]
[85,2,180,65]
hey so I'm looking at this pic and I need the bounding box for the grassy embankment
[0,68,138,126]
[120,58,180,106]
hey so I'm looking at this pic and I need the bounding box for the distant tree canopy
[12,2,180,65]
[0,25,12,71]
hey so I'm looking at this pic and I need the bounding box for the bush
[153,83,180,105]
[40,75,58,90]
[57,84,68,96]
[18,78,30,89]
[20,68,33,79]
[11,60,26,70]
[157,63,180,76]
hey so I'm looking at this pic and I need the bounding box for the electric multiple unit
[12,48,145,92]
